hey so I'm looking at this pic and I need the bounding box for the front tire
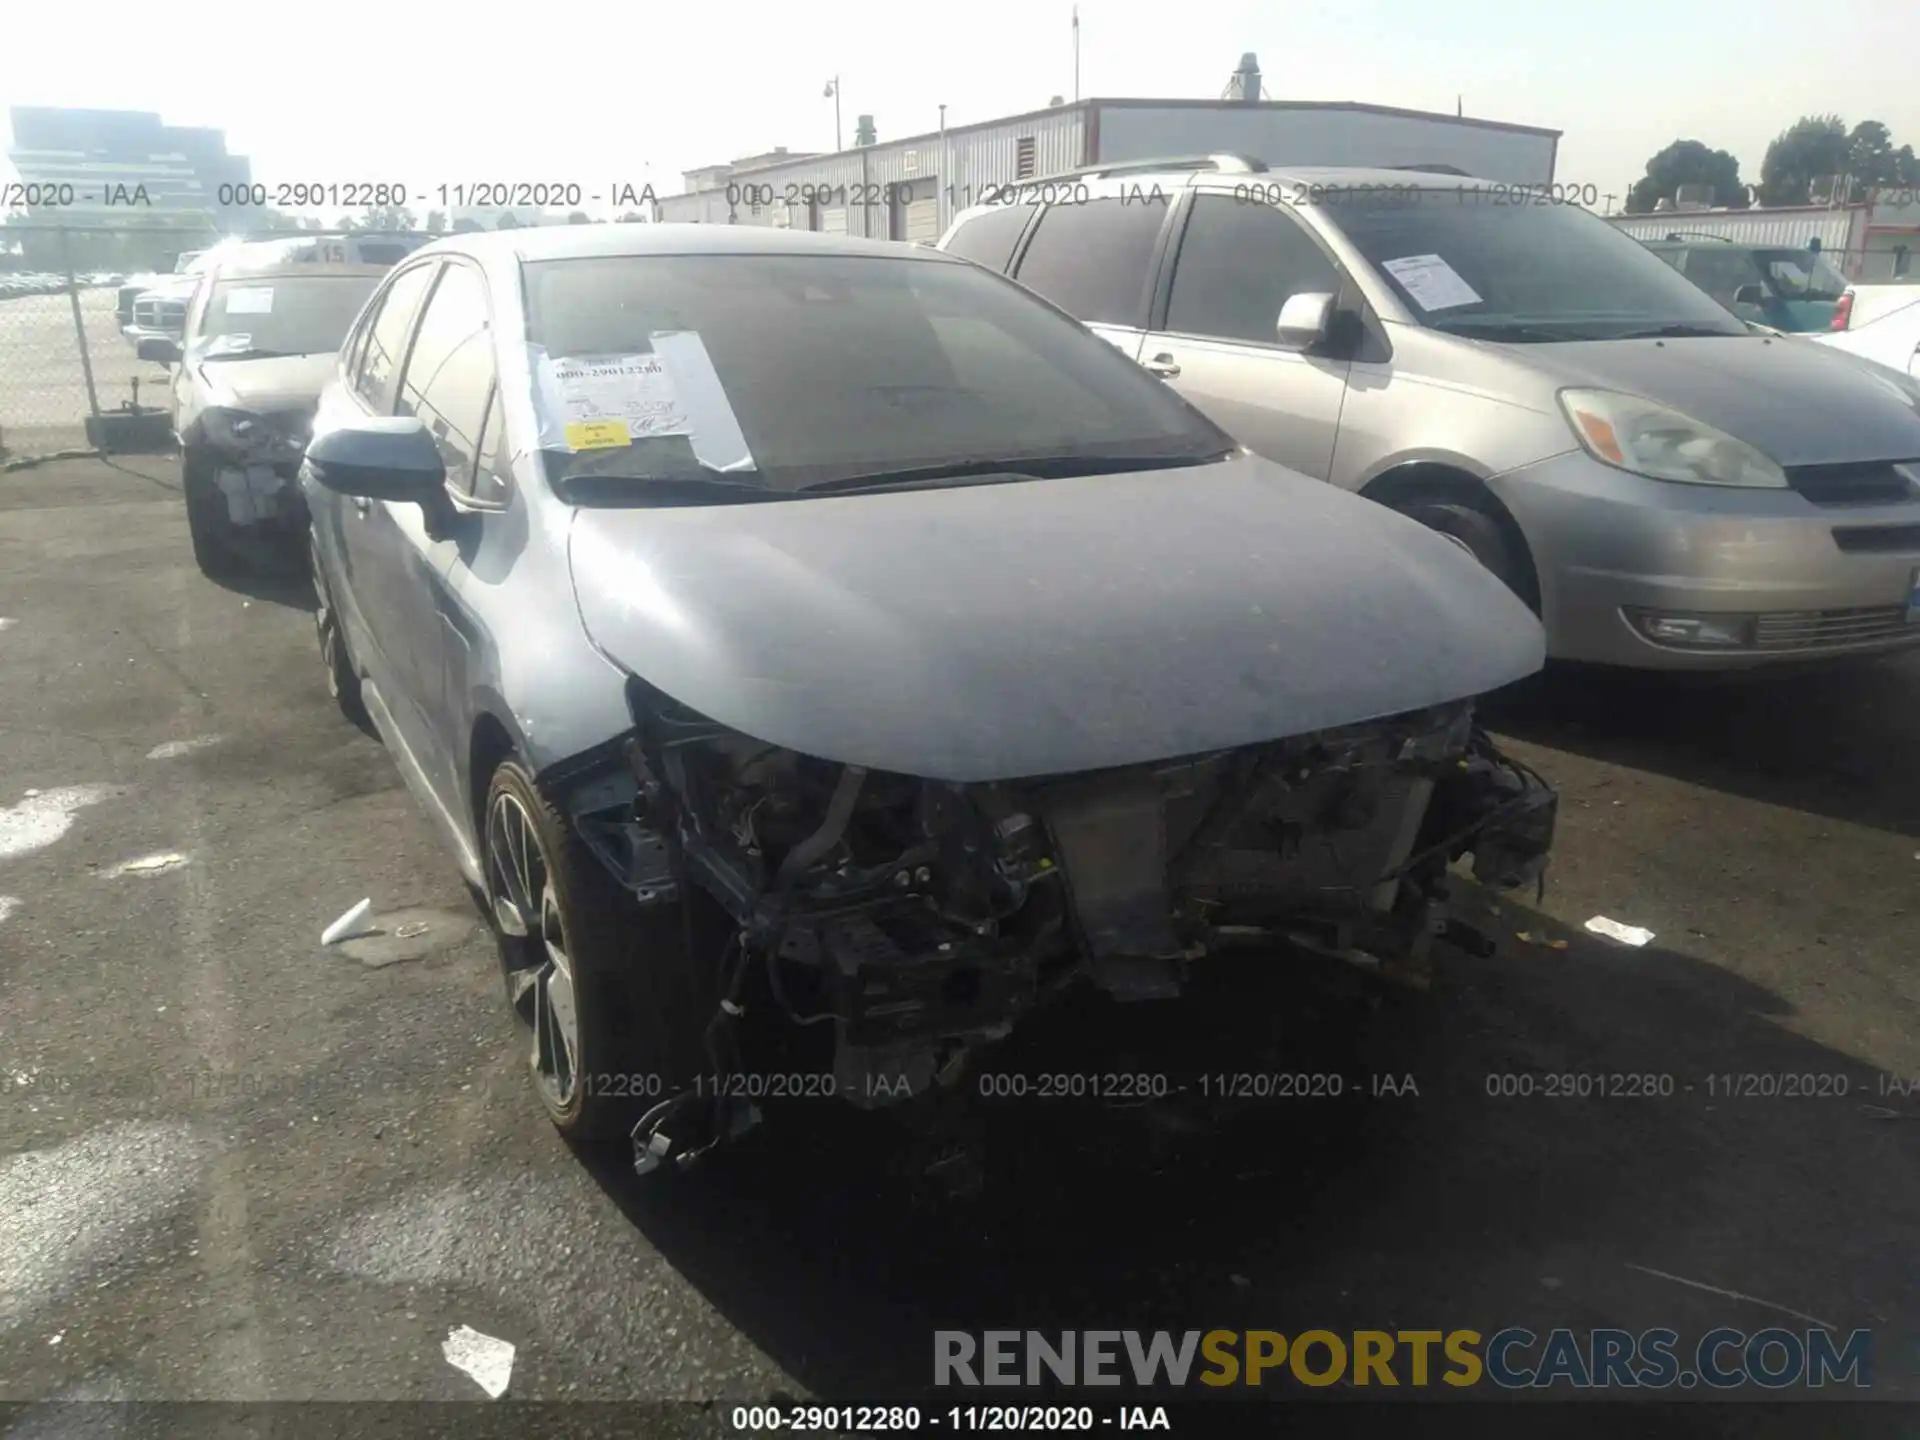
[182,450,242,578]
[1396,495,1538,614]
[308,528,367,726]
[482,759,711,1141]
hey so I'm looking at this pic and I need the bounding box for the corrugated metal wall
[1091,104,1557,184]
[1609,209,1862,252]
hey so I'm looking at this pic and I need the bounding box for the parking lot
[1,456,1917,1418]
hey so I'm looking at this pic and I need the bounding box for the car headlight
[201,406,263,449]
[1557,388,1788,488]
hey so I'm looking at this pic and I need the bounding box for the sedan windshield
[192,274,382,359]
[522,252,1234,493]
[1327,193,1750,342]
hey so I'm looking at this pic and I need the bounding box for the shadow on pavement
[1483,657,1920,840]
[580,890,1917,1428]
[207,542,318,612]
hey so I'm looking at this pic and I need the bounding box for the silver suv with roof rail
[939,156,1920,670]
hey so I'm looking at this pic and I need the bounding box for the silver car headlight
[1557,388,1788,489]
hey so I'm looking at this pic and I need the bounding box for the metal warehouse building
[656,63,1560,242]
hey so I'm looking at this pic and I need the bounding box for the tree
[567,210,591,225]
[617,210,645,223]
[451,217,483,233]
[496,211,521,229]
[425,209,447,234]
[1758,114,1850,205]
[1626,139,1749,214]
[1843,120,1920,197]
[353,201,417,232]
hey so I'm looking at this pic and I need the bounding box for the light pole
[824,77,842,152]
[938,103,948,232]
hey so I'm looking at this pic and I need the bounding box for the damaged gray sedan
[301,225,1558,1172]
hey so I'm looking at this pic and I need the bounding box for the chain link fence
[0,223,233,460]
[0,221,455,461]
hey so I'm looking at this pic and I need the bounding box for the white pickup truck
[1833,280,1920,332]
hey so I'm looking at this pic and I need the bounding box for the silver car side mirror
[1276,292,1335,349]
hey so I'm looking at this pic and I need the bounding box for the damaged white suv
[299,225,1560,1180]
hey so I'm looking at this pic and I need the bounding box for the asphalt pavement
[1,458,1916,1426]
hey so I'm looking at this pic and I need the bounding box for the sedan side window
[395,262,497,494]
[942,203,1038,274]
[1012,196,1168,326]
[1164,196,1342,345]
[353,262,439,414]
[469,387,511,506]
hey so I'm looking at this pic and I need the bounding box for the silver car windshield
[1327,194,1751,342]
[192,274,381,360]
[522,252,1233,493]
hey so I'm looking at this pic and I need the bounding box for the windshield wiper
[559,473,785,507]
[199,346,289,362]
[802,452,1217,496]
[1432,320,1585,343]
[1610,323,1743,340]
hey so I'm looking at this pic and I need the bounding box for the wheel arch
[1360,460,1543,614]
[467,703,527,845]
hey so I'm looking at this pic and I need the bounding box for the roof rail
[1655,230,1738,244]
[1390,163,1470,176]
[1021,153,1270,185]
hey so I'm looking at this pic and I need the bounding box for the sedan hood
[191,352,335,414]
[567,455,1544,782]
[1528,336,1920,466]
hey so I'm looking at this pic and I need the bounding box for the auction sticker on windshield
[1381,254,1482,311]
[552,354,692,449]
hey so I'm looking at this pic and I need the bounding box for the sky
[4,0,1918,214]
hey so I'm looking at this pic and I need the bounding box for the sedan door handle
[352,496,372,515]
[1143,353,1181,379]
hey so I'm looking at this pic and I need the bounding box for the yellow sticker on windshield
[564,419,630,450]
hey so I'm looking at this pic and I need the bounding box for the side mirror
[1276,292,1336,348]
[137,337,181,364]
[1731,283,1767,306]
[305,416,447,503]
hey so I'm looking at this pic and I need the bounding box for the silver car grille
[1753,606,1913,651]
[1784,462,1919,506]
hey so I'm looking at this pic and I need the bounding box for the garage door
[820,207,848,234]
[904,197,941,244]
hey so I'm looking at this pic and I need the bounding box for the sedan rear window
[521,252,1230,493]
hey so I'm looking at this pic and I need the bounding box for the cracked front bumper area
[211,460,307,530]
[572,689,1558,1172]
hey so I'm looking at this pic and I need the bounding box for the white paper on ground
[1381,254,1483,311]
[1585,915,1655,947]
[321,898,374,946]
[224,287,274,315]
[442,1325,515,1398]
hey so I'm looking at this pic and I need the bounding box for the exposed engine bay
[559,680,1556,1169]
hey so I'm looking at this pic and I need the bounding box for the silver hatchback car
[940,158,1920,669]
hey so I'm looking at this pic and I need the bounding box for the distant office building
[6,106,252,221]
